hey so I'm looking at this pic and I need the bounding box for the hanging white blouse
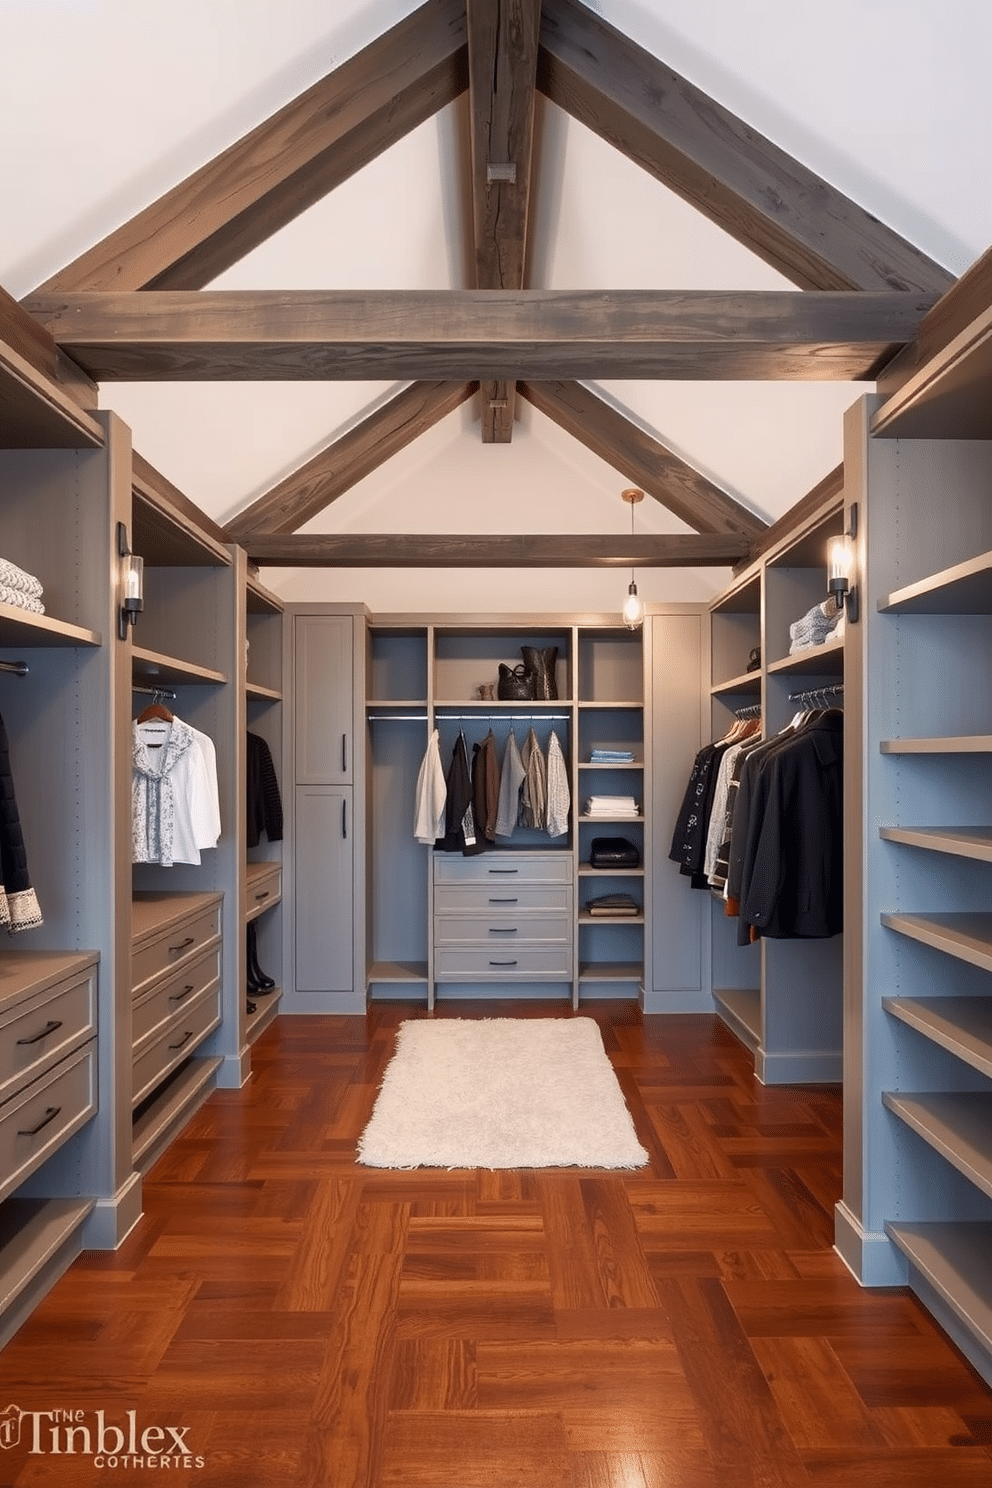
[546,730,571,838]
[132,717,221,866]
[413,728,447,845]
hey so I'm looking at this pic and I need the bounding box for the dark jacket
[246,731,284,848]
[0,709,43,932]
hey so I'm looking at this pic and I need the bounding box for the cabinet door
[294,786,354,994]
[295,615,354,783]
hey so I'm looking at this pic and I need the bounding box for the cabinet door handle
[16,1019,63,1046]
[169,936,195,954]
[169,1030,196,1052]
[342,733,348,773]
[488,927,518,934]
[488,896,518,904]
[489,959,518,967]
[18,1105,61,1137]
[169,985,196,1003]
[342,798,348,839]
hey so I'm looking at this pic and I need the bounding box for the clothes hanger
[137,689,173,724]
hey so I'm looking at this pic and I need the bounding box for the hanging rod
[0,660,28,677]
[734,703,762,720]
[133,683,177,701]
[367,712,428,722]
[368,711,572,722]
[788,684,844,704]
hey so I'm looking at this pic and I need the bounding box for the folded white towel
[0,558,43,599]
[0,582,45,615]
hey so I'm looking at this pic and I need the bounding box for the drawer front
[434,914,572,945]
[247,864,282,919]
[434,884,572,916]
[0,969,97,1107]
[132,904,222,997]
[434,946,573,981]
[0,1041,97,1206]
[133,945,221,1055]
[132,986,221,1109]
[433,854,572,885]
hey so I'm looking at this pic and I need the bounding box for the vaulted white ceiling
[3,0,991,614]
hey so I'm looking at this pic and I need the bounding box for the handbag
[589,836,640,869]
[497,662,534,702]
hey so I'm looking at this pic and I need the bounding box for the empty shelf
[883,1091,992,1201]
[882,912,992,974]
[881,825,992,862]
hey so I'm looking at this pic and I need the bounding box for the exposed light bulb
[622,579,645,630]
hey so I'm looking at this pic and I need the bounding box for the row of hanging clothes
[132,692,221,866]
[0,666,43,933]
[416,724,570,854]
[669,688,843,943]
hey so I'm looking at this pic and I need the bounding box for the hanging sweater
[414,728,446,845]
[546,730,570,838]
[495,730,525,838]
[246,730,284,847]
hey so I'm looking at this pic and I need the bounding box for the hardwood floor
[1,1001,991,1486]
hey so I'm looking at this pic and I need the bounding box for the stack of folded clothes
[788,594,842,653]
[584,794,640,819]
[0,557,45,615]
[590,748,636,763]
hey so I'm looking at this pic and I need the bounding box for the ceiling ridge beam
[245,533,750,568]
[24,288,937,383]
[33,0,468,295]
[225,380,476,541]
[538,0,954,297]
[519,379,766,541]
[467,0,542,443]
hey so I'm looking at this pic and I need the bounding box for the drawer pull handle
[169,936,196,954]
[488,868,518,875]
[342,798,348,839]
[489,959,518,967]
[17,1019,63,1046]
[255,891,270,902]
[342,733,348,774]
[489,927,518,934]
[18,1105,61,1137]
[488,897,518,904]
[169,985,196,1003]
[169,1030,196,1051]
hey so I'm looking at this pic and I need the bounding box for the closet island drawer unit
[0,951,99,1205]
[433,853,573,983]
[130,891,223,1109]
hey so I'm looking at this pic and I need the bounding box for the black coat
[0,708,43,932]
[246,731,284,848]
[737,713,843,941]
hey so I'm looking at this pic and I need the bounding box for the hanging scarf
[132,717,196,866]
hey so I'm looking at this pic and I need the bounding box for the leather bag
[497,662,534,701]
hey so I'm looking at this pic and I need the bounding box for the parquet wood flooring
[1,1001,991,1486]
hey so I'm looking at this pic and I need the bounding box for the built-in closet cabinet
[706,506,846,1083]
[285,606,366,1012]
[837,291,992,1388]
[245,573,284,1045]
[0,329,135,1344]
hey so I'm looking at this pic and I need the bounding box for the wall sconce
[826,502,859,624]
[621,487,646,630]
[117,521,144,640]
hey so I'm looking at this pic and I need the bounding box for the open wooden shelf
[883,1091,992,1201]
[883,996,992,1080]
[880,825,992,862]
[879,547,992,614]
[882,911,992,974]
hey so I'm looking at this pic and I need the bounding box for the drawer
[0,1041,97,1207]
[133,944,221,1056]
[132,986,221,1109]
[132,900,222,998]
[246,862,282,919]
[434,853,572,885]
[434,884,572,916]
[434,946,573,981]
[434,914,572,945]
[0,967,97,1108]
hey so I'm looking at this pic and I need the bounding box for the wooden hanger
[137,690,173,724]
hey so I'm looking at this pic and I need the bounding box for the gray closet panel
[294,785,354,998]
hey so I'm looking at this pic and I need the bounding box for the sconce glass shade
[826,534,851,596]
[622,579,645,630]
[117,521,144,639]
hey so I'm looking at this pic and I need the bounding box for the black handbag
[589,836,640,869]
[497,662,534,701]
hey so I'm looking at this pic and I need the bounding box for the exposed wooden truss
[519,381,765,540]
[21,0,962,570]
[25,288,935,383]
[537,0,954,297]
[467,0,541,442]
[225,381,476,541]
[244,532,750,568]
[33,0,468,294]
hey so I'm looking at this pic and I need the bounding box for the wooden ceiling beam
[245,532,750,568]
[519,379,766,540]
[25,288,936,382]
[34,0,468,294]
[225,380,476,541]
[538,0,954,298]
[467,0,541,443]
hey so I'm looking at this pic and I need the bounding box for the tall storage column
[285,607,366,1013]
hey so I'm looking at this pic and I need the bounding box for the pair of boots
[246,919,274,1015]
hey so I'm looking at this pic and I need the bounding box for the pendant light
[621,487,645,630]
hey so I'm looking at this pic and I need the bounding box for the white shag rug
[357,1017,649,1169]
